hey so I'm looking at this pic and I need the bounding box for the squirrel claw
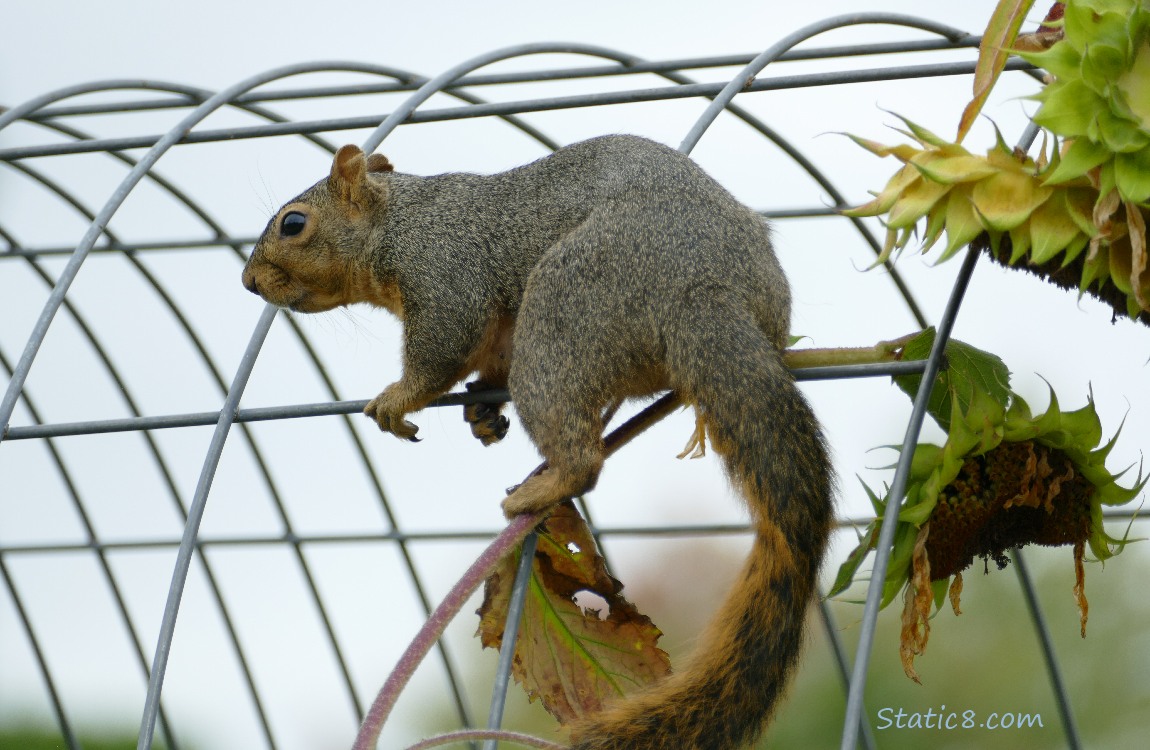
[362,404,421,442]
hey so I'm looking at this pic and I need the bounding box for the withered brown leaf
[476,501,671,724]
[899,523,933,684]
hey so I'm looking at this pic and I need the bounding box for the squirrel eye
[280,211,307,238]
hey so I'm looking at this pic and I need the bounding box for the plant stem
[404,729,565,750]
[352,512,540,750]
[783,331,920,370]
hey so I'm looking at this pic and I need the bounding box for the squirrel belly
[242,135,835,749]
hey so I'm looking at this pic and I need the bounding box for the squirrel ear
[365,153,394,173]
[332,145,365,187]
[330,144,381,209]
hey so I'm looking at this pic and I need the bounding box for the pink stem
[403,729,565,749]
[352,512,541,750]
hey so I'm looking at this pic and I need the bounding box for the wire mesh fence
[2,12,1146,750]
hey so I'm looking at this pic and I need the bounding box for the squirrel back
[242,135,834,748]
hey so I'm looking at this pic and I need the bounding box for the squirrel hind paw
[501,466,597,519]
[463,381,511,445]
[464,401,510,445]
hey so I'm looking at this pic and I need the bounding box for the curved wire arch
[0,330,90,750]
[0,59,583,733]
[0,233,187,750]
[0,14,1104,750]
[0,192,284,749]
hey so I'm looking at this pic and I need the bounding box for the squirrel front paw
[364,388,421,442]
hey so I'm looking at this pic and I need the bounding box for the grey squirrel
[242,135,834,749]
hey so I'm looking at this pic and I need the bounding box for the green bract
[1020,0,1150,203]
[844,114,1150,318]
[846,0,1150,319]
[829,330,1144,682]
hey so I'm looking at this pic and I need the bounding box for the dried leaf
[476,501,671,724]
[1073,539,1088,638]
[899,524,933,684]
[1125,199,1149,310]
[1014,28,1066,53]
[948,571,964,615]
[957,0,1036,143]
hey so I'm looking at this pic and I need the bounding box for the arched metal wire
[0,12,1123,750]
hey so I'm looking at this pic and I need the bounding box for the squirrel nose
[242,268,260,296]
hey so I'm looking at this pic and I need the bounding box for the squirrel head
[242,145,395,312]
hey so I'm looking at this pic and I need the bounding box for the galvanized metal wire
[0,12,1131,750]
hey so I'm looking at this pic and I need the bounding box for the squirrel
[242,135,834,750]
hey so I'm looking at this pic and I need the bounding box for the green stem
[784,331,920,370]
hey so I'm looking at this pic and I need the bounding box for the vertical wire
[0,556,81,750]
[1011,549,1083,749]
[0,340,180,750]
[481,532,539,750]
[135,303,279,750]
[840,245,981,750]
[816,596,876,750]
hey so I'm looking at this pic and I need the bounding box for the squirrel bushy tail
[569,307,833,750]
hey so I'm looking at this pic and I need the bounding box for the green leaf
[1114,146,1150,202]
[892,328,1012,432]
[912,154,1000,184]
[1059,397,1104,449]
[971,169,1053,231]
[1082,42,1129,94]
[957,0,1037,143]
[841,132,922,161]
[887,176,952,229]
[1093,108,1150,153]
[885,111,953,149]
[1116,41,1150,128]
[1064,186,1102,236]
[1081,241,1112,289]
[1061,232,1092,267]
[1017,37,1082,79]
[1030,190,1089,264]
[940,186,987,261]
[1042,137,1113,185]
[1032,79,1103,137]
[842,163,923,218]
[1008,223,1034,264]
[829,513,879,598]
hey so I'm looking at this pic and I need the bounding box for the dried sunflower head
[830,330,1144,681]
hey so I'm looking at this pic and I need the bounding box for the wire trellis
[1,11,1137,750]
